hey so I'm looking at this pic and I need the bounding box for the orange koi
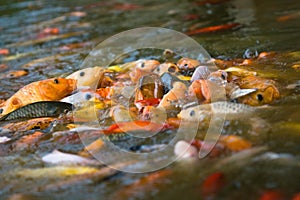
[0,48,9,55]
[103,120,172,134]
[277,11,300,22]
[134,98,161,110]
[0,78,76,116]
[259,190,285,200]
[96,87,114,99]
[292,193,300,200]
[0,70,28,79]
[220,135,252,151]
[186,23,241,36]
[112,169,172,199]
[13,131,45,151]
[201,172,226,199]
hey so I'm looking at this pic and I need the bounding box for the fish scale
[178,101,256,121]
[0,101,73,121]
[210,102,255,114]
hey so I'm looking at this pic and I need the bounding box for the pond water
[0,0,300,199]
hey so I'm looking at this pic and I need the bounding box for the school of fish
[0,52,281,160]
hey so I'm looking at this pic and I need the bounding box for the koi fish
[103,120,171,134]
[129,59,160,83]
[158,81,187,108]
[0,101,73,121]
[186,23,241,35]
[42,149,99,165]
[178,102,256,121]
[236,76,280,106]
[0,78,76,116]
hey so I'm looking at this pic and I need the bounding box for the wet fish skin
[0,77,76,116]
[0,101,73,121]
[178,101,256,121]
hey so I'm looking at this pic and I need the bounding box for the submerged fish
[3,117,54,131]
[178,102,256,121]
[0,101,73,121]
[16,166,99,178]
[0,78,76,116]
[42,149,99,165]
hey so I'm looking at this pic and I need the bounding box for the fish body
[42,149,98,165]
[0,78,76,116]
[178,102,256,121]
[16,166,99,178]
[0,101,73,121]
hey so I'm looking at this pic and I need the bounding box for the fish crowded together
[2,49,298,199]
[0,50,280,149]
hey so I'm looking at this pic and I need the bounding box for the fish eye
[184,63,189,67]
[0,108,3,114]
[79,71,85,76]
[53,78,59,84]
[156,67,160,72]
[189,110,195,117]
[257,94,264,101]
[221,72,227,80]
[168,66,176,73]
[85,93,92,100]
[141,62,145,68]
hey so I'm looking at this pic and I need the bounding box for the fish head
[238,86,280,106]
[154,62,179,76]
[45,102,73,116]
[177,57,200,76]
[191,65,211,81]
[66,67,104,88]
[135,59,160,72]
[39,78,77,100]
[0,97,23,116]
[177,57,200,70]
[207,70,228,86]
[172,81,188,97]
[237,76,280,106]
[178,105,211,122]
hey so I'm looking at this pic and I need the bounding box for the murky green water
[0,0,300,199]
